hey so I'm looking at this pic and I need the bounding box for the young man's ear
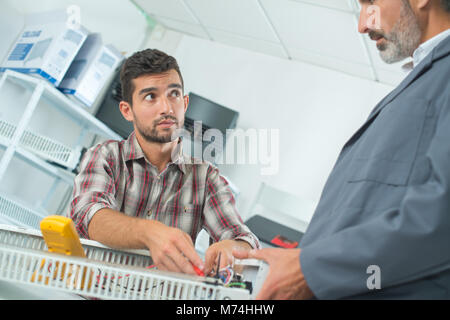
[119,101,134,122]
[183,94,189,113]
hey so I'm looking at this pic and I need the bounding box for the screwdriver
[191,262,205,276]
[215,252,222,278]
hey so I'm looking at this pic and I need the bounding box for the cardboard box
[0,10,89,87]
[59,33,124,110]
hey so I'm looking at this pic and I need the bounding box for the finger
[158,254,182,273]
[172,250,199,275]
[204,248,217,275]
[233,248,270,264]
[181,233,205,272]
[220,250,233,269]
[174,234,204,272]
[250,248,274,261]
[182,232,195,247]
[232,248,250,260]
[160,238,197,275]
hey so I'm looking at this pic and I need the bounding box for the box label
[8,43,34,61]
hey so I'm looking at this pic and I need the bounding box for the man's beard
[370,0,422,64]
[135,115,182,144]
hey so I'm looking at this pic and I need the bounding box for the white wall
[0,3,24,63]
[174,35,396,222]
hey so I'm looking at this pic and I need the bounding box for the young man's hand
[204,239,252,275]
[144,220,204,275]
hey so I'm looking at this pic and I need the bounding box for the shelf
[0,224,253,300]
[0,194,47,230]
[0,119,81,170]
[0,143,75,185]
[0,70,123,140]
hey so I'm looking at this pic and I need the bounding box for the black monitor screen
[185,93,239,135]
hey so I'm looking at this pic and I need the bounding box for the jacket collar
[368,34,450,120]
[341,34,450,152]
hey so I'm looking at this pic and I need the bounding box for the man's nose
[358,7,370,34]
[159,96,174,114]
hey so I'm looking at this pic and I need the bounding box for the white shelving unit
[0,224,262,300]
[0,70,123,229]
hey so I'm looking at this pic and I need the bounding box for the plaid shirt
[69,132,260,249]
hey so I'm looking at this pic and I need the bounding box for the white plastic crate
[0,119,80,169]
[0,225,260,300]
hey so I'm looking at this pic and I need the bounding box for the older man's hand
[233,247,314,300]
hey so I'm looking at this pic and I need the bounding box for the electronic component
[206,252,253,293]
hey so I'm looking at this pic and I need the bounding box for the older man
[235,0,450,299]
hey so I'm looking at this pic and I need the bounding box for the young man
[235,0,450,299]
[69,49,260,276]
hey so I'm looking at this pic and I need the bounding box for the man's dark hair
[442,0,450,11]
[120,49,184,105]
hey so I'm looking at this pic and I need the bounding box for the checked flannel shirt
[68,132,260,249]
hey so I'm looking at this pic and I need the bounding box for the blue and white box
[0,10,89,86]
[59,33,124,110]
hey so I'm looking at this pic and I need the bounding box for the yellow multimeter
[31,215,92,289]
[40,215,86,257]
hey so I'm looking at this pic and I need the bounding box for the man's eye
[144,93,155,101]
[170,90,181,97]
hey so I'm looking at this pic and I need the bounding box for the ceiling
[134,0,410,86]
